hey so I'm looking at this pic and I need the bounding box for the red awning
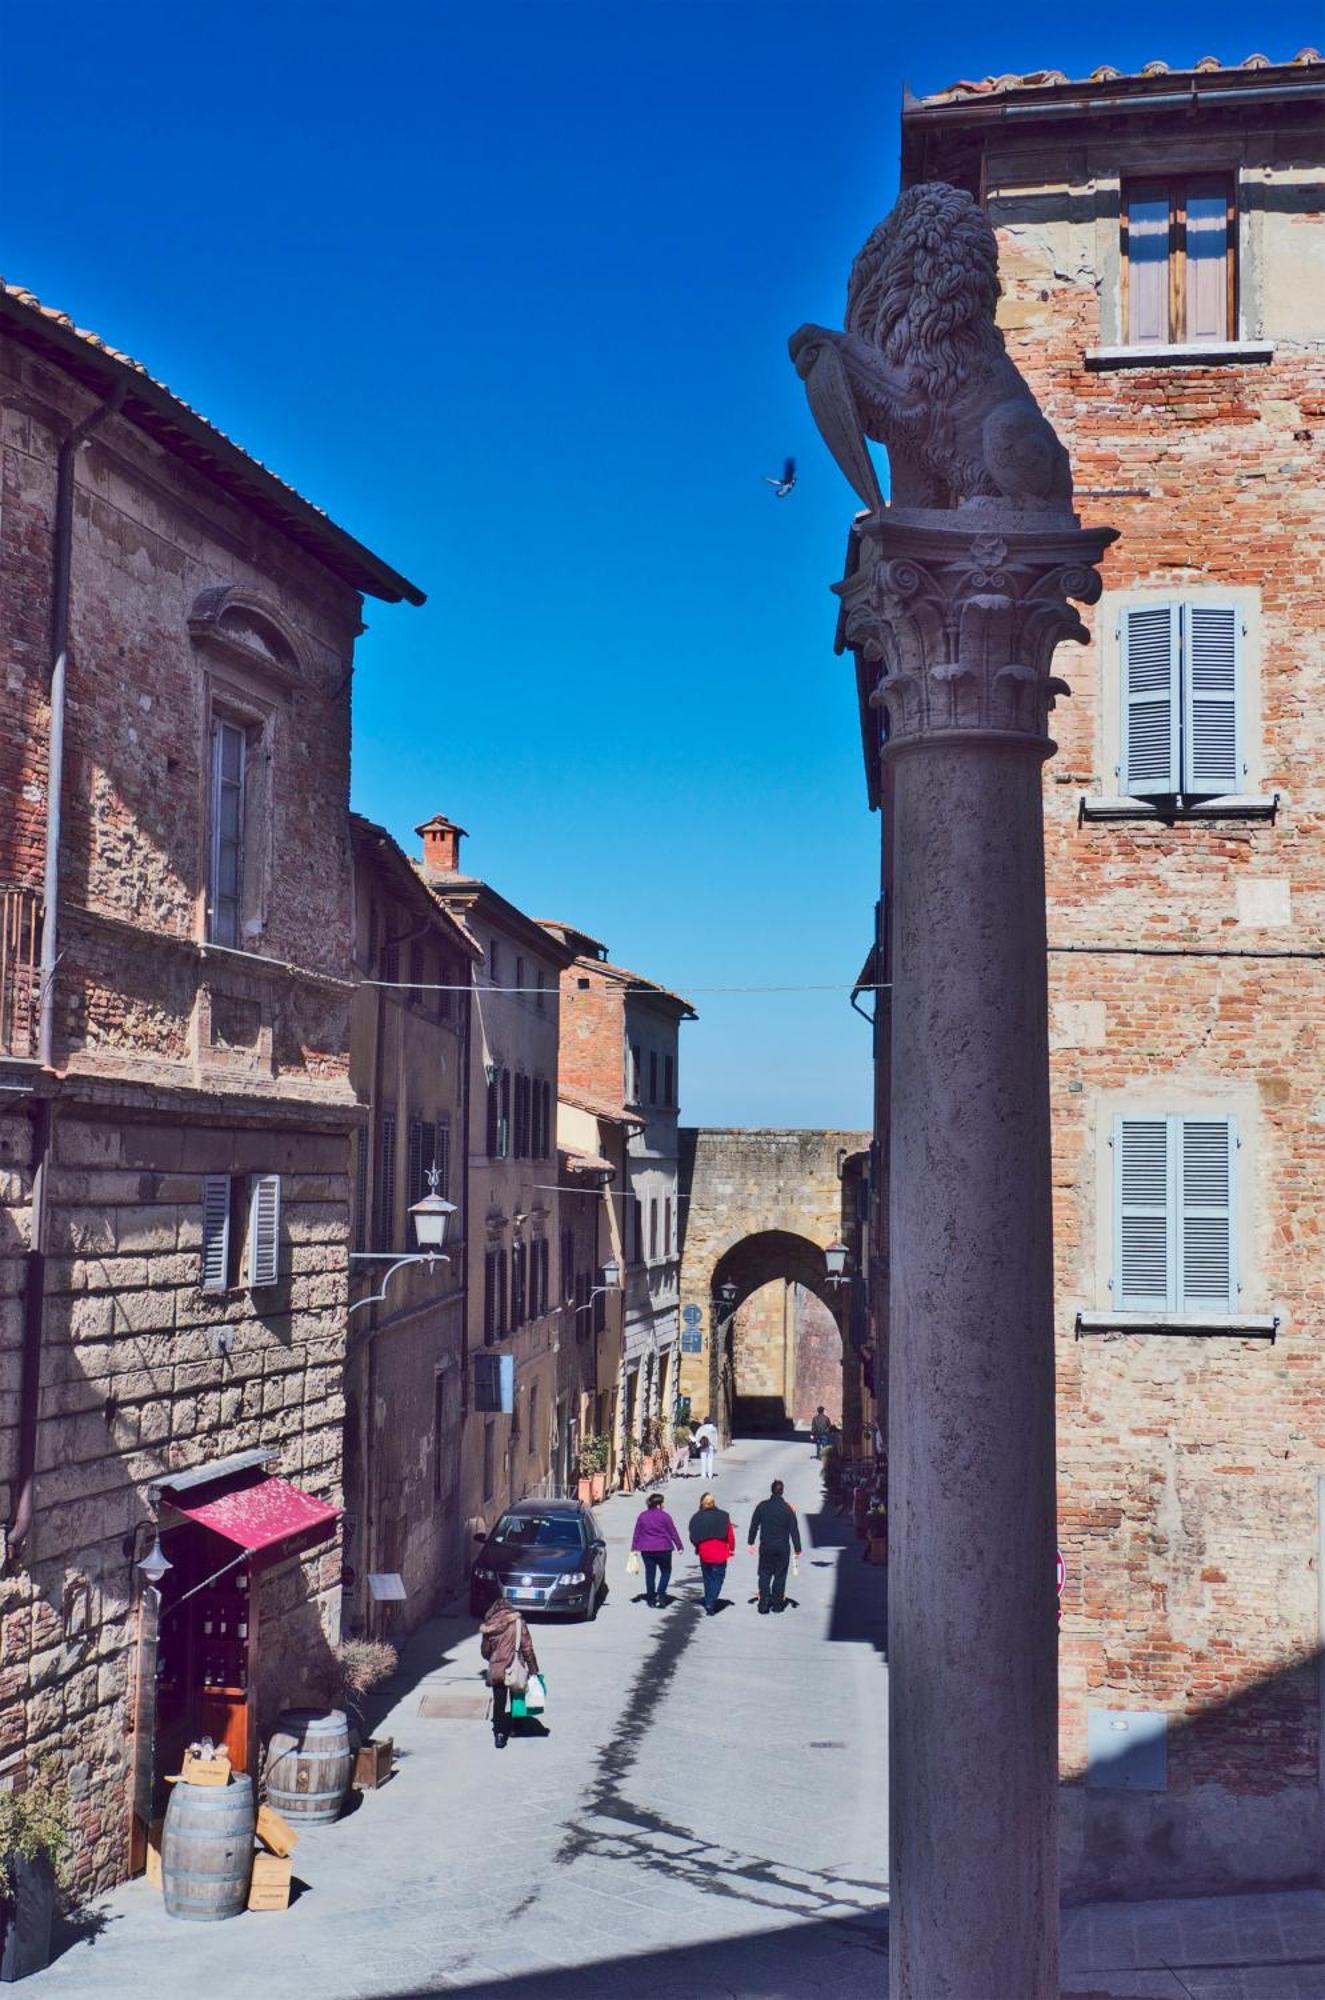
[163,1472,340,1567]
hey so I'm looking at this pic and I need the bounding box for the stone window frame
[1081,583,1274,823]
[1078,1081,1275,1337]
[1085,142,1275,366]
[194,592,303,951]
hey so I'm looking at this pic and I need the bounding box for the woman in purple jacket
[631,1492,685,1606]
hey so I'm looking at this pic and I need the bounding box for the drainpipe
[6,386,124,1565]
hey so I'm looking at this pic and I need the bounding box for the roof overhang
[0,285,425,606]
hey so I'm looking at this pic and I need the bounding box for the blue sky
[4,1,1313,1125]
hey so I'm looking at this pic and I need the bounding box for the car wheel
[584,1581,600,1622]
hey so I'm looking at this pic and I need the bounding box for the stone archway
[676,1128,869,1437]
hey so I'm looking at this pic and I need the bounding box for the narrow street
[35,1437,890,1999]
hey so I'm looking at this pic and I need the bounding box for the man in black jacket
[746,1479,802,1614]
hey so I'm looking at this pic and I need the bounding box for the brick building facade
[417,820,574,1531]
[897,50,1325,1895]
[543,925,694,1470]
[0,284,421,1890]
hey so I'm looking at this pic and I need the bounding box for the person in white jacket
[693,1419,719,1480]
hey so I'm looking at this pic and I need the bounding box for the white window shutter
[246,1173,281,1287]
[1115,1118,1174,1311]
[1121,605,1180,796]
[1182,605,1241,796]
[1179,1118,1236,1312]
[201,1174,232,1293]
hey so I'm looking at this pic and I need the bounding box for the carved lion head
[845,183,1002,385]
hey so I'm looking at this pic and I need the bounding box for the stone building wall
[0,323,380,1892]
[922,89,1325,1895]
[676,1129,866,1428]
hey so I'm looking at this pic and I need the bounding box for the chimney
[416,813,467,874]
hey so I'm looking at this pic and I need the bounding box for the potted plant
[572,1438,598,1505]
[584,1433,610,1503]
[0,1763,68,1982]
[335,1639,399,1791]
[640,1415,664,1478]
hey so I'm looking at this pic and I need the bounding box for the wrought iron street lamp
[349,1164,456,1314]
[825,1241,850,1286]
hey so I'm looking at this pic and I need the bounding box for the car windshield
[492,1514,582,1550]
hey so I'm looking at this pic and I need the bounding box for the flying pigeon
[763,456,797,498]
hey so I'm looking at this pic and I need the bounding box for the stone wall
[677,1129,866,1428]
[0,328,369,1892]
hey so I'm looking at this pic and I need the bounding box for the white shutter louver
[1183,605,1241,796]
[1115,1118,1173,1311]
[1179,1118,1235,1311]
[246,1173,281,1288]
[1122,605,1180,796]
[201,1174,232,1293]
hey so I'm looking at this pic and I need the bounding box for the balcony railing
[0,887,42,1060]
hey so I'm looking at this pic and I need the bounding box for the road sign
[681,1330,703,1354]
[682,1304,702,1327]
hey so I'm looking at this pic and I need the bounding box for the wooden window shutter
[353,1130,369,1254]
[1121,605,1180,796]
[1179,1118,1236,1312]
[486,1074,500,1158]
[1114,1118,1173,1312]
[1125,181,1171,347]
[500,1069,511,1157]
[497,1250,507,1336]
[543,1081,553,1158]
[1182,605,1241,796]
[407,1117,425,1208]
[433,1119,451,1201]
[377,1110,397,1248]
[246,1174,281,1288]
[1185,176,1231,343]
[512,1242,526,1328]
[483,1250,496,1343]
[201,1174,232,1293]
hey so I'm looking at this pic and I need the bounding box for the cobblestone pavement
[33,1434,891,1998]
[32,1432,1325,1999]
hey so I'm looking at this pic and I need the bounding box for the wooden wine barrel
[264,1708,352,1825]
[161,1774,255,1922]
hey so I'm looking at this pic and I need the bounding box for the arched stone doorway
[710,1230,845,1436]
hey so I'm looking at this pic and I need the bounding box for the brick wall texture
[971,112,1325,1895]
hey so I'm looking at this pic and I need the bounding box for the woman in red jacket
[687,1492,736,1616]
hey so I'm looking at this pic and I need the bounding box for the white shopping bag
[524,1672,547,1715]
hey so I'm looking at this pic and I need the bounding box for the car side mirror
[473,1531,487,1543]
[592,1537,606,1551]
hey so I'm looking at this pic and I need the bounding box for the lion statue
[789,182,1073,514]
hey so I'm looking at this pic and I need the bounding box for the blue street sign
[682,1304,703,1327]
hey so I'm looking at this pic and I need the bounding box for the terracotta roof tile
[915,46,1321,106]
[0,280,424,605]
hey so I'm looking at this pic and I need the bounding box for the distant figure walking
[631,1491,684,1606]
[694,1419,719,1481]
[479,1597,539,1749]
[809,1407,833,1460]
[688,1492,736,1615]
[747,1478,803,1613]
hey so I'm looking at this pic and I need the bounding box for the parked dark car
[469,1499,607,1620]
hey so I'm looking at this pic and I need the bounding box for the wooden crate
[255,1804,298,1857]
[353,1738,393,1789]
[247,1852,293,1913]
[144,1818,165,1889]
[179,1751,231,1787]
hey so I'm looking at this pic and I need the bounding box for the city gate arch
[676,1128,869,1437]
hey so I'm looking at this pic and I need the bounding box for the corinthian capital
[834,510,1117,752]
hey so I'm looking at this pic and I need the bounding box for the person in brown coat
[479,1597,540,1749]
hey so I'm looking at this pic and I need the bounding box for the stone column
[836,507,1114,2000]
